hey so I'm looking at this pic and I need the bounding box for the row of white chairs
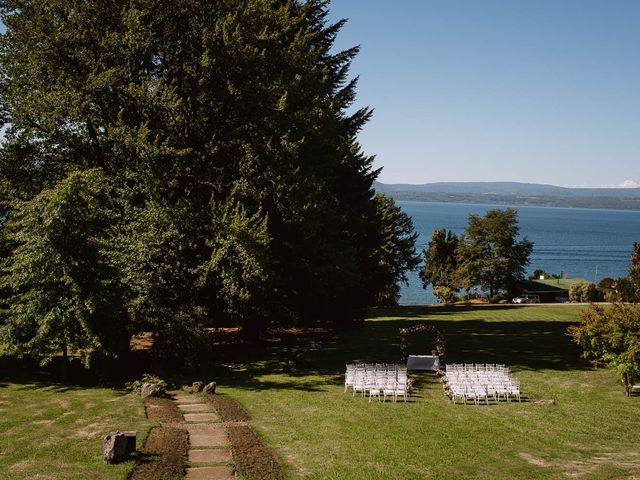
[344,363,409,402]
[444,363,522,405]
[446,363,508,373]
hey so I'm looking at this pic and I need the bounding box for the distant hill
[374,181,640,210]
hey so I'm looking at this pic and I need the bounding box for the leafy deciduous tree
[455,209,533,297]
[201,196,275,339]
[0,169,127,366]
[568,303,640,395]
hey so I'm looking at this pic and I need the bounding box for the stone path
[174,393,235,480]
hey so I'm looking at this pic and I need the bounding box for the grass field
[1,305,638,479]
[216,305,640,480]
[0,381,154,480]
[533,277,589,290]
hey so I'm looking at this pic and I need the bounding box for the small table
[406,355,440,372]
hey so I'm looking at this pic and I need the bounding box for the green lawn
[2,305,637,479]
[531,277,588,290]
[217,305,640,480]
[0,381,154,480]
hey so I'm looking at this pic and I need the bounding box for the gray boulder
[203,381,216,394]
[141,382,165,398]
[103,431,127,464]
[192,381,204,393]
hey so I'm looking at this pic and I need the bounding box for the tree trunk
[624,373,631,397]
[61,342,69,381]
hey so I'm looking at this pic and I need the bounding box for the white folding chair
[366,372,381,402]
[344,364,355,393]
[353,368,366,397]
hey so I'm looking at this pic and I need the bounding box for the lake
[398,201,640,305]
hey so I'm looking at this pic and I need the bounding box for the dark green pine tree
[420,228,459,303]
[0,0,417,359]
[371,193,420,306]
[628,242,640,302]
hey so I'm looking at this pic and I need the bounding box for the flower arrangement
[407,377,416,392]
[399,323,447,364]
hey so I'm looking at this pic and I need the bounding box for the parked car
[512,294,541,304]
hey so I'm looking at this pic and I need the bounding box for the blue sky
[328,0,640,187]
[1,3,637,187]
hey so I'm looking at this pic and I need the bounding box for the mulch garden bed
[206,393,250,422]
[207,393,284,480]
[227,424,285,480]
[130,397,188,480]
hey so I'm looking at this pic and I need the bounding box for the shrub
[489,292,509,304]
[126,373,168,393]
[569,281,597,302]
[433,285,457,304]
[568,304,640,395]
[598,277,616,289]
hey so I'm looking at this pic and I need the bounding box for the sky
[1,3,637,187]
[327,0,640,187]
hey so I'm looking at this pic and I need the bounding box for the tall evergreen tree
[0,0,416,359]
[370,193,420,306]
[420,229,459,303]
[628,242,640,302]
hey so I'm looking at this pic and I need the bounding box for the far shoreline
[392,198,640,214]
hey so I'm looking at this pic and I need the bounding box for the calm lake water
[398,201,640,305]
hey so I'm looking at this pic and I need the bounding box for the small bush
[598,277,616,289]
[569,281,597,302]
[125,373,168,393]
[489,292,509,304]
[433,285,457,304]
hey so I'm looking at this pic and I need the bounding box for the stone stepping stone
[188,448,232,463]
[178,403,213,412]
[187,425,229,448]
[190,434,230,448]
[186,423,222,433]
[175,396,205,404]
[184,412,220,422]
[185,466,235,480]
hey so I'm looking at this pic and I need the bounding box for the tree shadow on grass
[216,374,328,393]
[436,319,587,371]
[10,382,87,393]
[207,316,590,393]
[0,357,131,393]
[369,304,570,319]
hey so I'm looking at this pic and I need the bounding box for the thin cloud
[561,180,639,189]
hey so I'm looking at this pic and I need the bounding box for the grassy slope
[220,305,640,480]
[0,382,154,480]
[533,278,588,290]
